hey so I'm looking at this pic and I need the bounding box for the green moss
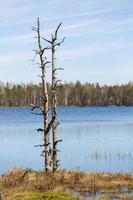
[14,192,79,200]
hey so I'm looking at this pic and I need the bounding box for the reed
[1,168,133,199]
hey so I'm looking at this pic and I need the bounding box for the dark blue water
[0,107,133,174]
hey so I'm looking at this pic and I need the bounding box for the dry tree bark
[32,18,65,172]
[32,18,53,172]
[43,23,65,171]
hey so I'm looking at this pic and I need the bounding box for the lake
[0,107,133,174]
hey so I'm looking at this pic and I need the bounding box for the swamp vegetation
[1,168,133,199]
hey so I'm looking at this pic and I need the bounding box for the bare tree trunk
[45,24,65,171]
[32,19,64,172]
[32,18,52,172]
[51,40,58,171]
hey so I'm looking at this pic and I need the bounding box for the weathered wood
[32,18,52,172]
[32,18,64,172]
[50,24,65,171]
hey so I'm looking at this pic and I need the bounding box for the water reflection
[59,122,133,172]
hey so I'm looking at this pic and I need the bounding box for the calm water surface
[0,107,133,174]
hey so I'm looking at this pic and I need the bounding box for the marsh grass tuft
[1,168,133,199]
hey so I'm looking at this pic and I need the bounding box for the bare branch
[43,47,51,50]
[43,61,51,66]
[42,37,52,44]
[33,50,38,53]
[32,26,38,32]
[36,128,44,132]
[54,139,62,144]
[34,142,50,147]
[54,37,65,47]
[53,68,64,73]
[54,22,62,39]
[31,104,44,113]
[34,144,45,147]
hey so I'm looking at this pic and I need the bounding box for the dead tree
[32,18,54,172]
[32,18,65,172]
[43,23,65,171]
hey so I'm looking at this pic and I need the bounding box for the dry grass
[1,168,133,199]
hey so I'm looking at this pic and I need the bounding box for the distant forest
[0,81,133,107]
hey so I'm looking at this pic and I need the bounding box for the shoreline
[1,168,133,199]
[0,105,132,109]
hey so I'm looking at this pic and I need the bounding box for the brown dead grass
[1,168,133,199]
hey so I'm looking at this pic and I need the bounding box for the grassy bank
[1,168,133,199]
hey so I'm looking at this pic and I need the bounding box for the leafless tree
[43,23,65,171]
[32,18,53,172]
[32,18,65,172]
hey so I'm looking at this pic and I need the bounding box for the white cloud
[58,40,128,60]
[0,0,133,84]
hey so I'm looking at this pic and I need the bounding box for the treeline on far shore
[0,81,133,107]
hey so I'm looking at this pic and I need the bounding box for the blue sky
[0,0,133,85]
